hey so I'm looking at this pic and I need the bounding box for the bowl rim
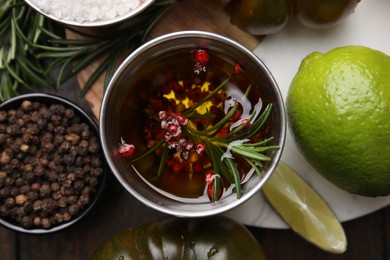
[100,30,286,217]
[0,93,107,234]
[24,0,155,27]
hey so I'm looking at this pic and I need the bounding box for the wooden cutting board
[73,0,261,119]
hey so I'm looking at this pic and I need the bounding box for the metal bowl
[100,31,286,217]
[0,93,107,234]
[24,0,154,28]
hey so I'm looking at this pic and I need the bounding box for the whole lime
[286,45,390,197]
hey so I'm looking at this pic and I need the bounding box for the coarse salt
[29,0,144,23]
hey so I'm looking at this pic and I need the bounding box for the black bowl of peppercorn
[0,93,106,234]
[100,31,286,217]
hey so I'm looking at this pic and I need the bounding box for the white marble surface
[224,0,390,229]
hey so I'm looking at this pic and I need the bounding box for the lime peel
[286,45,390,196]
[262,161,347,254]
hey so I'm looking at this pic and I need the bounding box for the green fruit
[287,45,390,197]
[91,216,268,259]
[263,161,346,254]
[292,0,360,29]
[229,0,290,35]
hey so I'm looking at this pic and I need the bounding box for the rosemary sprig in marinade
[117,51,280,202]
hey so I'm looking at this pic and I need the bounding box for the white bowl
[24,0,154,28]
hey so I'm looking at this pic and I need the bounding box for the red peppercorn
[118,143,135,158]
[168,124,180,136]
[192,161,203,173]
[233,63,241,75]
[196,142,206,154]
[172,163,182,173]
[240,118,252,129]
[169,81,183,92]
[205,170,214,185]
[228,101,243,122]
[205,171,223,202]
[194,49,209,63]
[217,129,228,137]
[183,140,194,151]
[158,111,167,120]
[175,114,188,125]
[207,184,223,202]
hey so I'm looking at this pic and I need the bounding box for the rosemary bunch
[0,0,176,102]
[0,0,57,101]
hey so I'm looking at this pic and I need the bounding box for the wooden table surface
[1,1,389,259]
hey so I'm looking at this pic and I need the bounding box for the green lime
[263,161,347,254]
[287,45,390,197]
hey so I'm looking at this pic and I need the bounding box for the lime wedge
[262,161,347,254]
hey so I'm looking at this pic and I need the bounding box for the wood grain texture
[73,0,260,119]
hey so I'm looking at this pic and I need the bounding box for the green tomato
[91,216,268,259]
[228,0,290,35]
[292,0,361,29]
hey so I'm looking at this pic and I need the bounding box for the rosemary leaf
[79,58,110,96]
[223,156,242,199]
[158,145,169,177]
[213,145,235,184]
[245,158,263,177]
[192,102,238,136]
[241,137,274,147]
[185,77,231,116]
[3,56,24,85]
[130,138,166,164]
[245,103,273,139]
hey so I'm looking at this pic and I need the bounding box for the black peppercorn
[32,200,42,212]
[54,213,64,223]
[79,194,90,206]
[63,154,75,166]
[73,180,84,192]
[4,197,15,208]
[51,104,65,115]
[57,197,67,208]
[26,123,40,135]
[0,187,10,198]
[90,157,102,168]
[68,204,79,216]
[64,108,74,119]
[37,118,47,130]
[10,187,19,197]
[50,182,60,192]
[33,216,41,227]
[39,183,51,198]
[40,217,51,229]
[41,198,56,213]
[20,185,30,194]
[0,111,7,122]
[81,129,91,140]
[20,215,33,228]
[0,151,11,165]
[0,133,6,144]
[0,205,9,217]
[62,212,71,222]
[21,100,33,112]
[26,191,38,201]
[7,124,21,136]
